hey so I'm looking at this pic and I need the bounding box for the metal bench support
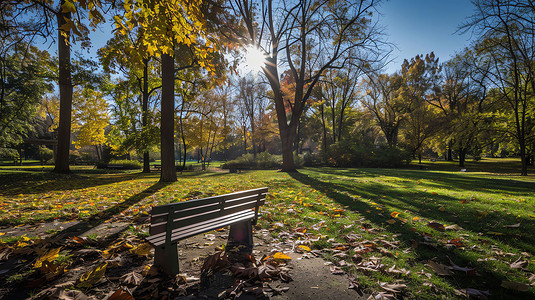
[226,220,253,262]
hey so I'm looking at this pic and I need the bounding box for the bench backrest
[149,187,268,242]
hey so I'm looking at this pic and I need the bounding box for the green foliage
[0,42,53,148]
[324,140,411,168]
[38,147,54,164]
[221,152,281,170]
[108,159,142,170]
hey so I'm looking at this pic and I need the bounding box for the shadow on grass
[0,169,158,196]
[289,171,534,299]
[48,181,172,241]
[315,167,535,195]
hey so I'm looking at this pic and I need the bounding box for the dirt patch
[271,252,366,300]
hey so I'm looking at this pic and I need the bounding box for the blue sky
[47,0,477,75]
[379,0,476,73]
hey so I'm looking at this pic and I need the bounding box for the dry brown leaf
[107,288,135,300]
[58,289,89,300]
[380,282,407,293]
[348,277,364,296]
[444,224,462,231]
[427,221,445,231]
[501,280,530,292]
[330,265,344,275]
[121,271,143,286]
[426,261,452,276]
[510,258,528,269]
[455,288,490,300]
[0,248,11,261]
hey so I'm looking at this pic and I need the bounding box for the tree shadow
[289,171,534,299]
[47,181,172,241]
[0,169,158,196]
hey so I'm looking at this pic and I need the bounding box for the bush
[221,152,281,170]
[38,147,54,164]
[325,140,411,168]
[109,159,142,169]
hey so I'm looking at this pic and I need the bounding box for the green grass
[0,158,533,298]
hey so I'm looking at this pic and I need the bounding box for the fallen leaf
[438,206,445,212]
[34,247,61,268]
[58,289,89,300]
[510,258,528,269]
[297,245,311,252]
[444,224,462,231]
[370,292,397,300]
[273,252,291,261]
[427,221,445,231]
[501,280,530,292]
[108,288,135,300]
[385,219,396,225]
[390,212,401,218]
[455,288,490,300]
[330,265,344,275]
[77,263,108,288]
[380,282,407,293]
[121,272,143,286]
[129,243,152,258]
[348,277,364,296]
[426,261,452,276]
[503,223,521,228]
[412,216,419,221]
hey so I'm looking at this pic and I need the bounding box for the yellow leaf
[391,211,401,218]
[297,245,311,252]
[34,247,61,268]
[273,252,291,261]
[78,262,108,288]
[412,216,419,221]
[0,232,5,236]
[130,243,152,258]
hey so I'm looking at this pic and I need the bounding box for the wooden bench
[146,187,268,275]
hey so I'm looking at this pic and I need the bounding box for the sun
[241,45,266,73]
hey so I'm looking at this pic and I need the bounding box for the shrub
[325,140,411,168]
[108,159,142,169]
[221,152,281,170]
[38,147,54,163]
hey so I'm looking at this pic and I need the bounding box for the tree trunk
[53,6,73,174]
[519,143,528,176]
[321,104,327,152]
[142,59,151,173]
[458,148,466,168]
[447,140,453,161]
[160,52,176,182]
[280,124,296,172]
[95,145,101,162]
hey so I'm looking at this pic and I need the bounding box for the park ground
[0,158,534,299]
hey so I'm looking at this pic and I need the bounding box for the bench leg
[227,220,253,263]
[154,243,180,276]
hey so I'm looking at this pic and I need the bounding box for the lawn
[0,159,534,299]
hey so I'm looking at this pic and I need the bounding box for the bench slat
[147,210,255,247]
[150,187,268,215]
[149,194,266,235]
[149,197,265,236]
